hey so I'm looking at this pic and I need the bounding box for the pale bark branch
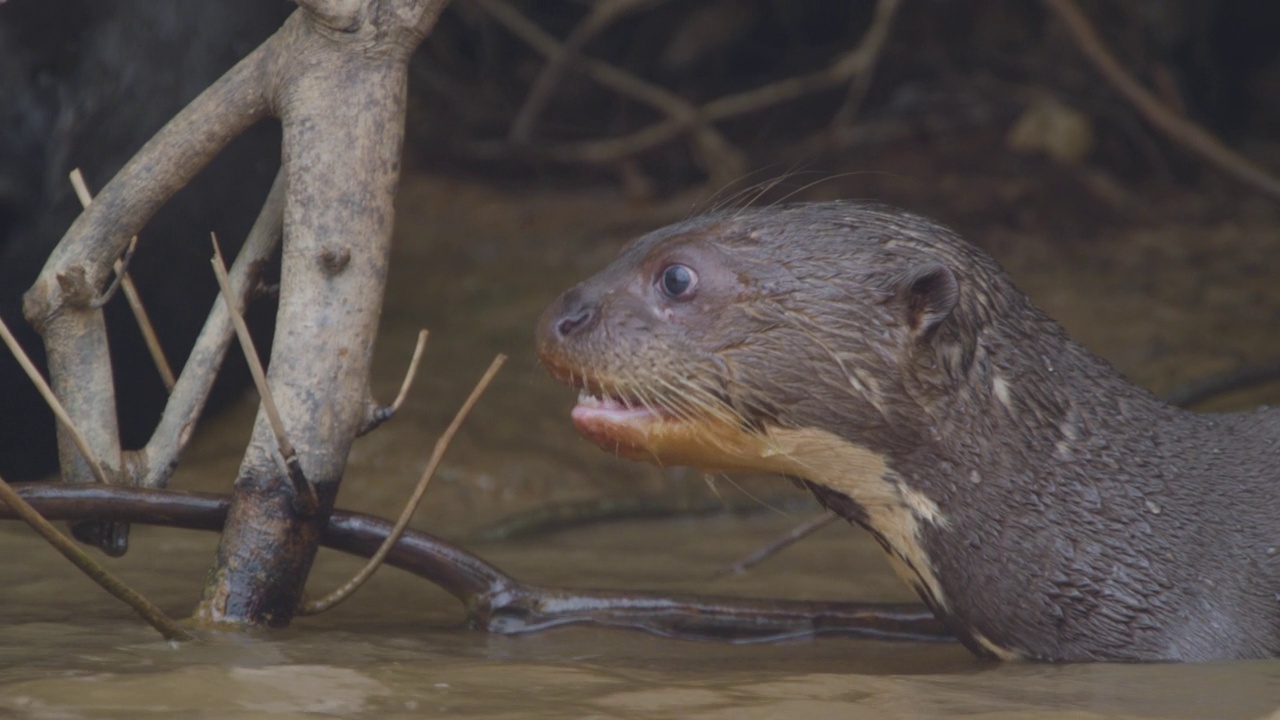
[210,234,318,518]
[195,1,450,627]
[68,169,176,391]
[141,170,285,489]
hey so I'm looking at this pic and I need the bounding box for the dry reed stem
[300,352,507,615]
[68,169,177,390]
[0,477,191,640]
[0,315,111,487]
[391,330,430,414]
[209,233,318,517]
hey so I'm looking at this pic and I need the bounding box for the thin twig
[142,169,285,489]
[300,353,507,615]
[209,233,318,517]
[831,0,903,127]
[509,0,675,142]
[358,327,427,435]
[475,0,901,167]
[1042,0,1280,201]
[0,473,193,641]
[721,512,837,575]
[86,237,134,308]
[0,315,111,487]
[474,0,745,180]
[68,169,177,391]
[391,329,429,414]
[356,329,430,437]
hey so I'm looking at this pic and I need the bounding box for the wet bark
[7,483,952,644]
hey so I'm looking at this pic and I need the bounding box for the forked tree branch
[6,483,949,644]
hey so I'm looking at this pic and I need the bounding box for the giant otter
[535,201,1280,662]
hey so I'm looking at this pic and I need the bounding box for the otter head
[534,202,1019,644]
[535,202,974,474]
[537,202,1239,663]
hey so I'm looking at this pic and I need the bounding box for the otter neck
[892,283,1181,487]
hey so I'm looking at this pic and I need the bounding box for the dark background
[1,0,1277,480]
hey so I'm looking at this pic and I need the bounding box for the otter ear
[895,262,959,340]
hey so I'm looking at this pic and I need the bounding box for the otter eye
[658,264,697,299]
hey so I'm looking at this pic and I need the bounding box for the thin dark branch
[6,484,951,644]
[472,0,745,180]
[300,353,506,615]
[476,0,901,168]
[1165,362,1280,408]
[508,0,676,142]
[1043,0,1280,200]
[721,512,837,575]
[0,476,192,641]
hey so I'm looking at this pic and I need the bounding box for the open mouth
[569,389,672,458]
[536,358,782,476]
[571,389,665,422]
[539,357,673,441]
[542,357,754,469]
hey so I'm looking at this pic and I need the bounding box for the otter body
[535,201,1280,662]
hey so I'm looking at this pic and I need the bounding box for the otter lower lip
[569,390,665,458]
[571,390,660,423]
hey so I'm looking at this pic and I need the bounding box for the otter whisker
[535,199,1280,663]
[664,374,729,422]
[652,376,699,421]
[767,171,896,209]
[730,168,806,219]
[699,164,791,218]
[633,380,662,415]
[717,473,793,518]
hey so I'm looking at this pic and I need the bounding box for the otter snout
[546,287,599,340]
[536,286,601,381]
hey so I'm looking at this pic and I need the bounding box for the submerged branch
[6,483,951,645]
[0,477,192,641]
[300,353,506,615]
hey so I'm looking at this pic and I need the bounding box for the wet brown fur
[536,201,1280,662]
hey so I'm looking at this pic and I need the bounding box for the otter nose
[550,288,599,340]
[555,307,595,338]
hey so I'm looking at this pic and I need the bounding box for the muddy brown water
[3,174,1280,718]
